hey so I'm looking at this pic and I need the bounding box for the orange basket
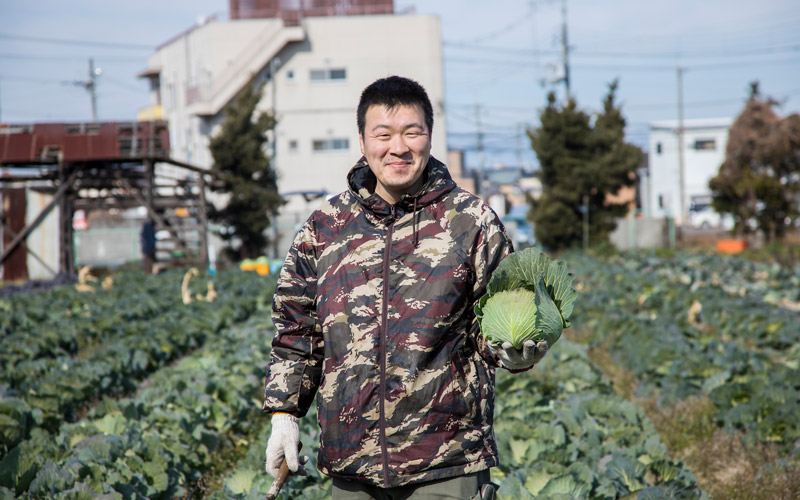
[716,239,747,254]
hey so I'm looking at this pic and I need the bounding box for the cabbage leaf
[475,247,577,349]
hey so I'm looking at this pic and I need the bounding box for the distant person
[139,219,156,274]
[262,76,548,499]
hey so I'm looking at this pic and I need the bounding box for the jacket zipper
[379,204,395,488]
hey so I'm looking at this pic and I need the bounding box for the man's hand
[489,340,548,371]
[265,413,308,478]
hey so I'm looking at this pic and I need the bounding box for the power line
[102,76,146,93]
[445,54,800,72]
[0,32,153,50]
[575,43,800,59]
[450,9,536,45]
[0,74,67,84]
[444,40,800,60]
[0,52,146,62]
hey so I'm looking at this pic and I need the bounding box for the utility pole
[582,194,589,250]
[88,59,98,122]
[475,103,486,196]
[269,56,281,259]
[561,0,571,100]
[65,58,100,121]
[677,66,686,225]
[269,57,280,162]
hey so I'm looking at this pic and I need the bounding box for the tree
[709,82,800,241]
[528,81,643,250]
[209,81,283,259]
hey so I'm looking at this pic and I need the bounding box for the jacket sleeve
[469,205,514,368]
[262,219,325,418]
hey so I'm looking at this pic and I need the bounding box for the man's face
[359,103,432,204]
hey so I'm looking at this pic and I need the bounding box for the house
[138,6,445,256]
[646,118,732,224]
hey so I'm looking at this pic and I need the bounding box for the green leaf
[28,461,76,495]
[541,474,586,497]
[95,412,126,436]
[0,442,40,492]
[479,289,538,348]
[605,456,647,493]
[533,275,564,346]
[524,469,553,495]
[487,248,577,324]
[509,438,529,464]
[225,468,257,494]
[476,248,577,348]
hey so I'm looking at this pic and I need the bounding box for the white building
[646,118,733,223]
[138,13,445,255]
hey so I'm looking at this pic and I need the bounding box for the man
[263,76,548,499]
[140,219,156,274]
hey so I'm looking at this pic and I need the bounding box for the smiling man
[262,76,548,500]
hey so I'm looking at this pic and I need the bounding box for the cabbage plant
[475,247,577,349]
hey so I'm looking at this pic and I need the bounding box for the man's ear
[358,132,365,155]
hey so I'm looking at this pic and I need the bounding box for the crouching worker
[262,76,548,499]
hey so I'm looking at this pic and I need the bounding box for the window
[288,139,298,152]
[310,68,347,82]
[312,138,349,152]
[656,143,662,155]
[694,138,716,150]
[286,70,295,82]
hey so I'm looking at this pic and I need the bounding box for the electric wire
[0,32,154,50]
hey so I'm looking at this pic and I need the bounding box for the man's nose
[389,134,409,154]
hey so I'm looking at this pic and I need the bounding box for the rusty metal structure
[229,0,394,24]
[0,121,214,280]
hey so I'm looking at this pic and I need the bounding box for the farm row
[7,249,798,498]
[567,250,800,497]
[204,341,706,500]
[568,251,800,448]
[0,268,274,497]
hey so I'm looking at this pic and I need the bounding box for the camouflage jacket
[263,156,513,488]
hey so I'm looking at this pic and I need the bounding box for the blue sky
[2,0,799,170]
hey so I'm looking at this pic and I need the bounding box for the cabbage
[475,247,577,349]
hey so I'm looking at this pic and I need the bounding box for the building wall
[145,14,445,257]
[610,215,671,250]
[25,190,60,280]
[648,118,732,222]
[147,19,282,174]
[1,188,28,281]
[230,0,394,21]
[268,15,445,196]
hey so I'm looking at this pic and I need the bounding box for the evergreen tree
[709,82,800,241]
[209,81,283,259]
[528,82,642,250]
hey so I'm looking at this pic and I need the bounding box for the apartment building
[138,10,445,255]
[646,118,732,223]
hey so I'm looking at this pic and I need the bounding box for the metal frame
[1,155,217,277]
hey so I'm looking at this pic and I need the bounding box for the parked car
[689,204,734,230]
[502,205,536,248]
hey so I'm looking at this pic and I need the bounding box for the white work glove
[489,340,548,371]
[265,413,307,478]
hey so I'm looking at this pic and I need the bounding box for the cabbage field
[1,250,798,499]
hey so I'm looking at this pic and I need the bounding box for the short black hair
[357,76,433,136]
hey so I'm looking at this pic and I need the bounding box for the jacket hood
[347,156,457,217]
